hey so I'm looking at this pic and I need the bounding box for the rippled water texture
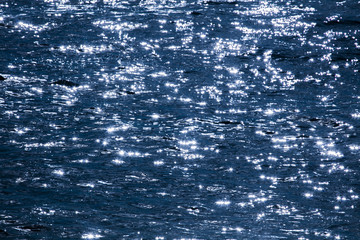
[1,0,360,239]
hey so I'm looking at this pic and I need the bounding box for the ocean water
[0,0,360,239]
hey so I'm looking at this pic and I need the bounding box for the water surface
[1,0,360,239]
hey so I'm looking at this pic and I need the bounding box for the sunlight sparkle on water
[93,20,147,32]
[107,125,129,133]
[349,145,360,151]
[16,21,50,32]
[154,160,164,166]
[351,113,360,118]
[151,113,160,120]
[216,200,231,206]
[112,159,125,165]
[52,169,65,176]
[150,72,167,78]
[81,233,103,239]
[118,150,145,157]
[304,193,313,198]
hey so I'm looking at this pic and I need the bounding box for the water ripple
[1,0,360,239]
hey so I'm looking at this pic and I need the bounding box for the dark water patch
[218,120,242,125]
[18,224,50,232]
[51,80,79,87]
[204,1,239,5]
[0,229,9,236]
[190,11,202,16]
[0,23,13,28]
[271,50,310,62]
[118,89,136,95]
[323,19,360,27]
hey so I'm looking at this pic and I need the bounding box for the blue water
[1,0,360,239]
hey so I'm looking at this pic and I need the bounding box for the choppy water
[1,0,360,239]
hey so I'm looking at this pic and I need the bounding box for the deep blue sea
[1,0,360,239]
